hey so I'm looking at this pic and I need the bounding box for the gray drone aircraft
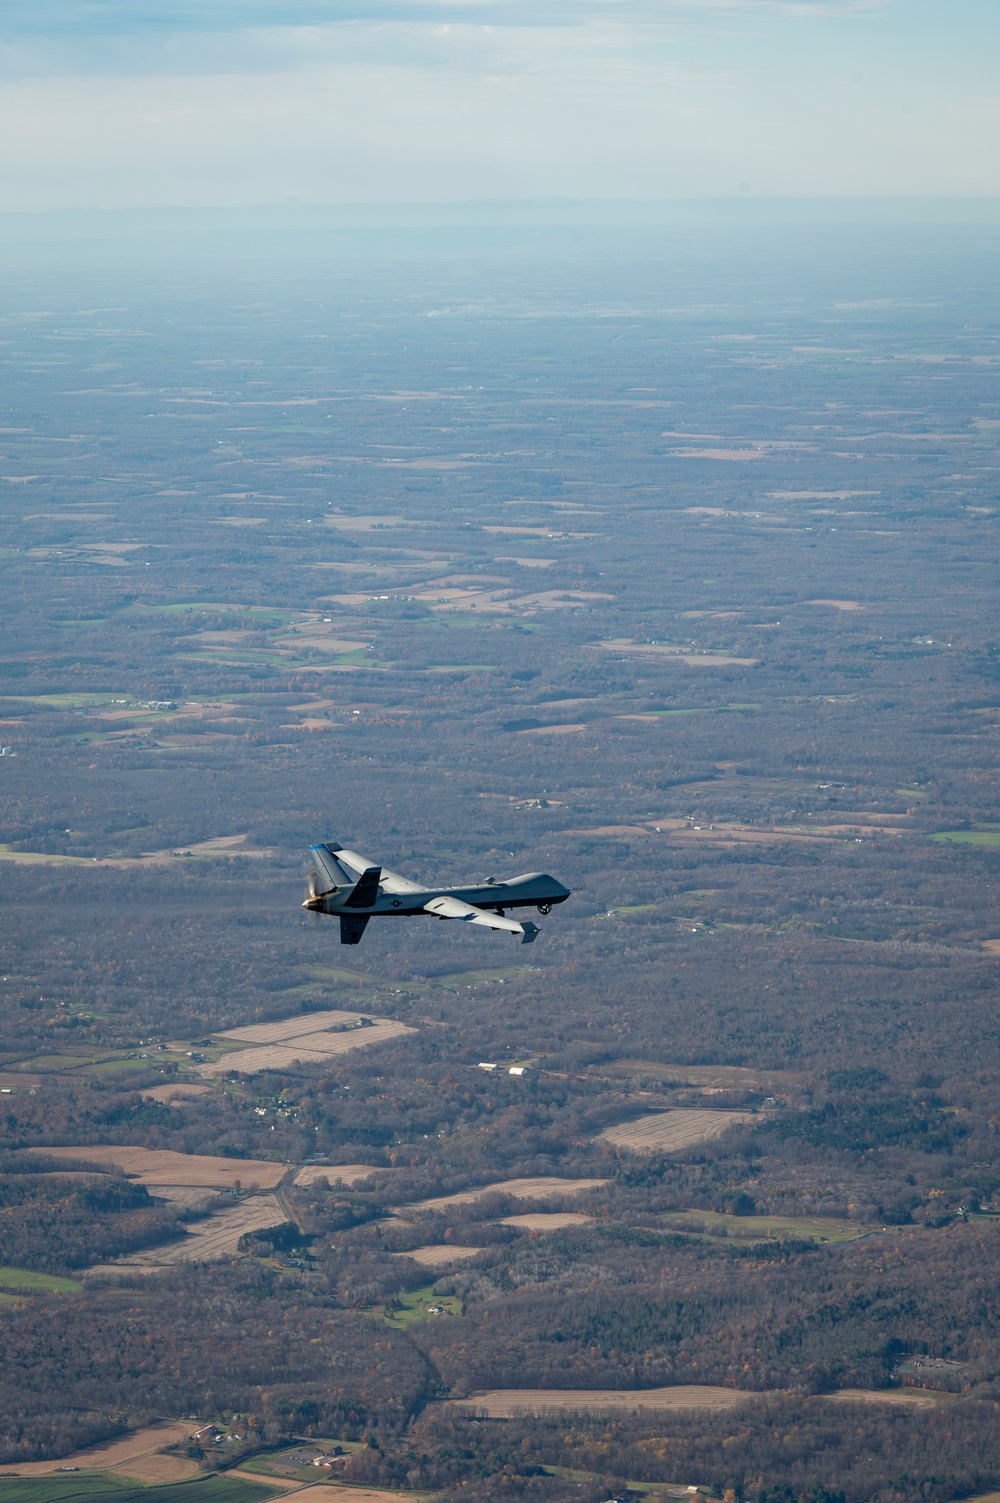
[303,841,570,945]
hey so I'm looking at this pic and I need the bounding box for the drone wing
[424,894,539,943]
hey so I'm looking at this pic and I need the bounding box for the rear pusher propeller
[303,869,335,912]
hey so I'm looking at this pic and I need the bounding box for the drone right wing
[424,894,539,943]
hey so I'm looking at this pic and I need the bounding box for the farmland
[25,1147,287,1190]
[597,1110,755,1153]
[0,1422,200,1483]
[397,1178,609,1214]
[3,209,1000,1503]
[445,1387,765,1417]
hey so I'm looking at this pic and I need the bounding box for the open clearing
[142,1082,212,1105]
[25,1145,287,1189]
[932,827,1000,847]
[0,1421,199,1482]
[394,1244,483,1268]
[444,1386,765,1417]
[200,1012,416,1077]
[598,1109,754,1153]
[594,1060,808,1092]
[398,1176,608,1214]
[501,1213,594,1231]
[661,1210,870,1243]
[829,1388,946,1409]
[90,1194,288,1272]
[294,1162,385,1187]
[0,1266,82,1294]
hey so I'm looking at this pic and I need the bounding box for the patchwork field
[200,1012,416,1077]
[445,1386,765,1417]
[25,1145,287,1189]
[0,1421,199,1482]
[398,1176,608,1214]
[597,1108,755,1153]
[393,1244,483,1268]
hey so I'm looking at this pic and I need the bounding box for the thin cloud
[0,0,888,37]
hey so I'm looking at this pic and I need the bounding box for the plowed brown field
[294,1163,385,1187]
[200,1017,416,1077]
[598,1108,754,1153]
[445,1386,765,1417]
[500,1213,593,1231]
[393,1245,483,1267]
[0,1421,200,1481]
[26,1144,287,1188]
[399,1176,607,1214]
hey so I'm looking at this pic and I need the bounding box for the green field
[660,1211,871,1244]
[932,826,1000,847]
[0,1478,275,1503]
[644,702,758,718]
[381,1283,463,1329]
[0,1266,83,1295]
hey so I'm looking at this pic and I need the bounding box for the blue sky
[0,1,997,208]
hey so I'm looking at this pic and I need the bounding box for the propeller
[302,869,332,911]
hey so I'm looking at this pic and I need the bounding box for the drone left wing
[424,894,539,943]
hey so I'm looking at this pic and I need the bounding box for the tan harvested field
[0,1071,41,1089]
[598,1108,755,1153]
[216,1009,386,1042]
[0,1421,200,1481]
[801,598,862,610]
[26,1144,287,1189]
[517,723,587,736]
[829,1388,946,1409]
[200,1019,415,1077]
[445,1386,763,1417]
[142,1082,211,1105]
[595,1061,808,1092]
[393,1244,483,1268]
[983,939,1000,955]
[399,1176,608,1214]
[96,1193,288,1270]
[501,1212,593,1231]
[0,831,272,870]
[294,1162,385,1187]
[200,1011,416,1077]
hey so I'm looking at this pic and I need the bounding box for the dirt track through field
[399,1176,608,1214]
[445,1386,766,1417]
[0,1421,200,1481]
[597,1108,754,1153]
[26,1144,287,1188]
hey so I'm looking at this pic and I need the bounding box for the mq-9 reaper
[303,841,570,946]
